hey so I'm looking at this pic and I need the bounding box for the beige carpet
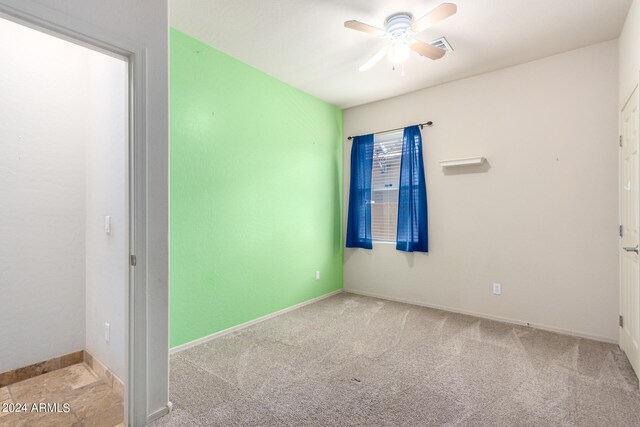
[153,293,640,426]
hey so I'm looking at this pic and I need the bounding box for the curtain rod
[347,121,433,140]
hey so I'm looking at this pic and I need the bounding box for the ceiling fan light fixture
[388,41,410,64]
[345,3,457,71]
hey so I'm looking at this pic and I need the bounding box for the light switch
[105,216,111,234]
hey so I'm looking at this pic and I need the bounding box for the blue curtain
[396,126,428,252]
[346,134,374,249]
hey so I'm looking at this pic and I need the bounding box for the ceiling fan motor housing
[384,12,413,37]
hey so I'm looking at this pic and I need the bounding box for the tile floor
[0,363,123,426]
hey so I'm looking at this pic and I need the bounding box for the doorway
[0,15,128,426]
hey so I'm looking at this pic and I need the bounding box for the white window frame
[371,130,403,244]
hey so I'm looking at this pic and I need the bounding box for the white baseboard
[170,289,344,354]
[147,402,172,424]
[345,288,618,345]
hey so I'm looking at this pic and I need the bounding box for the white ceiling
[170,0,632,109]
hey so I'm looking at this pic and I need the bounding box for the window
[371,130,402,242]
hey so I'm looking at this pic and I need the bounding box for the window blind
[371,130,403,242]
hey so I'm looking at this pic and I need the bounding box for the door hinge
[620,225,624,238]
[620,135,623,147]
[620,315,624,328]
[130,255,137,267]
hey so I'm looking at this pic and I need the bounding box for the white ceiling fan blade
[344,20,387,36]
[359,46,388,71]
[410,3,457,33]
[410,40,446,60]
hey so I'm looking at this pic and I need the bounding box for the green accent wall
[170,29,344,348]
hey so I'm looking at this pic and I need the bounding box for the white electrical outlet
[493,283,502,295]
[104,323,110,342]
[315,271,320,281]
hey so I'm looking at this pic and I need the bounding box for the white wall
[344,40,620,342]
[0,0,170,418]
[620,0,640,105]
[0,17,87,373]
[85,53,128,382]
[0,16,128,381]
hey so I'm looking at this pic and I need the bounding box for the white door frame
[0,3,149,425]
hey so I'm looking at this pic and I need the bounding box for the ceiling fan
[344,2,457,72]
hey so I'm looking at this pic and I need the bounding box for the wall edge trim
[147,402,172,424]
[170,289,344,354]
[0,350,84,387]
[344,288,618,345]
[83,350,124,398]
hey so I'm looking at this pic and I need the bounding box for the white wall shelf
[439,156,486,168]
